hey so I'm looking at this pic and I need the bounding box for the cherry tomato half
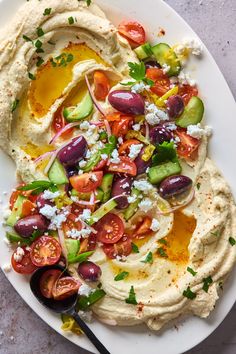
[175,128,200,159]
[21,200,37,218]
[112,116,133,137]
[10,184,37,210]
[94,71,110,101]
[178,85,198,105]
[30,236,62,267]
[146,68,170,96]
[70,172,103,193]
[108,156,137,176]
[52,276,81,300]
[133,216,152,239]
[62,213,82,237]
[11,247,37,274]
[40,269,62,299]
[52,109,73,139]
[93,158,108,171]
[118,21,146,48]
[95,213,124,244]
[103,235,132,259]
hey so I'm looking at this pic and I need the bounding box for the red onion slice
[34,150,56,164]
[85,74,106,117]
[104,119,111,137]
[49,122,80,145]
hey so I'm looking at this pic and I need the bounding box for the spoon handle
[72,312,110,354]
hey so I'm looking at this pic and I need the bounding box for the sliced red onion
[157,188,195,215]
[49,122,80,145]
[104,119,111,137]
[90,192,95,205]
[85,75,106,117]
[34,150,56,164]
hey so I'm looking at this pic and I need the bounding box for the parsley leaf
[125,286,137,305]
[152,141,177,165]
[229,237,236,246]
[76,288,106,311]
[203,276,213,293]
[114,271,129,281]
[141,251,153,264]
[36,57,44,67]
[68,16,75,25]
[157,247,168,258]
[196,182,201,190]
[86,0,92,5]
[28,72,36,80]
[35,39,42,48]
[131,242,139,253]
[23,34,32,42]
[183,286,196,300]
[50,53,74,67]
[158,238,168,246]
[37,27,44,37]
[68,251,94,264]
[18,180,57,195]
[43,8,52,16]
[101,135,117,156]
[11,99,19,112]
[187,266,197,276]
[124,62,154,87]
[211,230,220,237]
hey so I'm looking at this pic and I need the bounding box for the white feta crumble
[127,195,137,203]
[78,169,84,175]
[78,310,93,322]
[69,228,91,239]
[138,198,152,212]
[128,144,143,159]
[131,81,150,93]
[13,247,25,262]
[79,160,87,168]
[110,149,120,163]
[67,228,82,239]
[150,218,160,231]
[145,102,169,125]
[80,121,90,130]
[178,71,196,87]
[170,136,181,148]
[166,122,177,131]
[42,190,60,200]
[132,123,141,131]
[121,182,130,189]
[187,124,213,139]
[86,150,92,159]
[118,137,123,145]
[40,205,69,230]
[146,167,150,173]
[80,209,92,221]
[101,153,108,160]
[78,284,93,297]
[162,63,170,74]
[2,263,11,272]
[90,173,98,182]
[182,37,203,56]
[49,213,68,230]
[133,180,153,193]
[40,205,57,219]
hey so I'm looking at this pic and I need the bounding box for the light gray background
[0,0,235,353]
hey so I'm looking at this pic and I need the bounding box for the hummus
[0,0,236,333]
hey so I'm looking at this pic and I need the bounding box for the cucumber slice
[151,43,181,76]
[99,173,114,202]
[175,96,204,128]
[88,199,117,225]
[48,158,68,185]
[63,91,93,122]
[148,161,182,185]
[76,289,106,311]
[6,195,27,227]
[95,188,104,202]
[123,188,141,221]
[82,152,101,173]
[134,42,153,60]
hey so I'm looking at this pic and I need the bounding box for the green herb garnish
[187,266,197,276]
[11,99,19,112]
[219,281,223,290]
[37,27,44,37]
[68,251,94,264]
[122,62,154,87]
[50,53,74,67]
[196,183,201,190]
[141,251,153,264]
[229,237,236,246]
[76,289,106,311]
[36,57,44,67]
[101,135,117,156]
[78,0,92,7]
[152,141,177,165]
[183,286,196,300]
[28,72,36,80]
[18,180,57,195]
[203,276,213,293]
[125,286,137,305]
[23,34,32,42]
[131,242,139,254]
[157,247,168,258]
[68,16,75,25]
[43,8,52,16]
[114,271,129,281]
[158,238,168,246]
[211,230,220,237]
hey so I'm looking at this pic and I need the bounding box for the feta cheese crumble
[110,149,120,163]
[80,209,92,221]
[182,37,203,56]
[127,195,137,203]
[39,205,68,230]
[133,180,153,193]
[118,137,123,145]
[128,144,143,159]
[145,102,169,125]
[131,81,150,93]
[78,284,93,297]
[2,263,11,272]
[79,160,87,168]
[150,218,160,231]
[121,182,130,189]
[132,123,141,131]
[162,63,170,74]
[101,153,108,160]
[139,198,152,212]
[187,124,212,139]
[178,71,196,87]
[42,190,60,200]
[80,121,90,130]
[13,247,25,262]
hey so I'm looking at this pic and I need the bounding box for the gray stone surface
[0,0,235,353]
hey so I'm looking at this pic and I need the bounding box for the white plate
[0,1,235,353]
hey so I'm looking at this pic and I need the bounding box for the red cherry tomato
[178,85,198,105]
[118,21,146,48]
[9,184,37,210]
[146,68,170,96]
[108,156,137,176]
[93,158,108,171]
[39,269,62,298]
[52,277,81,300]
[21,200,37,217]
[94,213,124,244]
[175,128,200,158]
[52,109,73,139]
[62,213,82,236]
[118,139,140,155]
[112,116,133,137]
[70,172,103,193]
[94,71,110,101]
[80,232,97,253]
[30,236,62,267]
[11,247,38,274]
[133,216,152,239]
[103,235,132,259]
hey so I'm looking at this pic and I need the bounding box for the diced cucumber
[95,188,104,202]
[6,231,28,245]
[151,43,181,76]
[123,188,141,221]
[82,152,101,173]
[63,91,93,122]
[6,195,27,227]
[48,158,68,185]
[76,289,106,311]
[65,239,80,258]
[88,199,117,225]
[71,188,103,202]
[148,161,181,184]
[134,42,153,60]
[99,173,114,203]
[175,96,204,128]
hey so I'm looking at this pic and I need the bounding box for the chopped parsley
[68,16,75,25]
[229,237,236,246]
[43,8,52,16]
[22,34,32,42]
[101,135,117,156]
[114,271,129,281]
[50,53,74,67]
[219,281,223,291]
[157,247,168,258]
[34,39,44,53]
[37,27,44,37]
[125,286,137,305]
[36,57,44,67]
[28,72,36,80]
[141,252,153,264]
[122,62,154,87]
[11,99,19,112]
[158,238,168,246]
[202,276,213,293]
[78,0,92,7]
[187,266,197,276]
[196,182,201,190]
[131,242,139,254]
[18,180,58,195]
[211,230,220,237]
[183,286,196,300]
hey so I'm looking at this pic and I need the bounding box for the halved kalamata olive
[159,175,193,199]
[66,166,78,178]
[134,147,151,174]
[14,214,49,238]
[111,176,132,209]
[108,90,145,115]
[149,125,172,145]
[36,193,54,209]
[57,136,88,166]
[144,60,161,69]
[78,261,102,282]
[166,95,184,118]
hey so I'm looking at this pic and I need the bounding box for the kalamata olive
[166,95,184,118]
[36,193,54,209]
[144,60,161,69]
[108,90,145,115]
[78,261,102,282]
[66,166,78,178]
[134,147,151,174]
[149,125,172,145]
[57,136,88,166]
[159,175,193,199]
[111,176,132,209]
[14,214,49,238]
